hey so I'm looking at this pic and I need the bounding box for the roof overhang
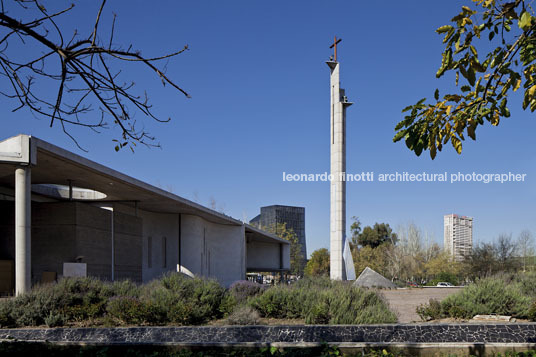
[0,134,243,226]
[245,223,290,245]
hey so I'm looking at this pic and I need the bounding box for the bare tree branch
[0,0,190,150]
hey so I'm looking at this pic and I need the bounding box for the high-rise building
[444,214,473,261]
[250,205,306,269]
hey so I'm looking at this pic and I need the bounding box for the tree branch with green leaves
[394,0,536,159]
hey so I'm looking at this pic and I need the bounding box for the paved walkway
[381,287,462,323]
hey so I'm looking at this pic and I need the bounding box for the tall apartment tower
[444,214,473,261]
[250,205,306,269]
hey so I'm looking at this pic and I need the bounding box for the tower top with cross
[329,36,342,62]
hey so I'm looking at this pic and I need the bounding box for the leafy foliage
[0,274,398,328]
[106,296,150,325]
[141,273,226,325]
[0,274,227,328]
[394,0,536,158]
[463,237,522,280]
[417,276,534,320]
[225,305,261,325]
[304,248,330,277]
[416,298,442,321]
[248,277,397,324]
[349,216,362,250]
[529,300,536,321]
[357,223,397,249]
[228,280,267,304]
[352,244,392,278]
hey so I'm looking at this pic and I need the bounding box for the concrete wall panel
[179,214,204,277]
[180,214,245,287]
[114,232,142,283]
[138,210,178,282]
[247,240,281,271]
[205,222,244,287]
[32,224,76,283]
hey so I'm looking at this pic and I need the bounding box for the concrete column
[327,60,352,281]
[15,166,31,295]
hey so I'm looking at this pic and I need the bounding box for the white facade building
[444,214,473,261]
[0,134,290,295]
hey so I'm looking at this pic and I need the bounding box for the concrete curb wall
[0,324,535,345]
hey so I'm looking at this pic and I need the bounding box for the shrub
[218,293,237,317]
[440,277,532,319]
[140,273,226,325]
[0,299,15,327]
[249,277,397,324]
[219,280,268,318]
[0,277,112,327]
[416,299,442,321]
[106,279,140,298]
[0,274,228,327]
[529,301,536,321]
[514,271,536,298]
[0,275,397,328]
[225,305,261,325]
[106,296,149,325]
[228,280,266,304]
[44,311,65,327]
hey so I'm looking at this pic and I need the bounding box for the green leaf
[519,11,533,31]
[434,89,439,100]
[467,124,476,140]
[436,25,454,34]
[405,134,415,150]
[461,85,471,92]
[436,49,452,78]
[467,67,476,86]
[430,145,437,159]
[393,130,407,142]
[451,136,463,154]
[401,105,413,113]
[414,141,423,156]
[489,31,495,41]
[462,6,472,13]
[470,45,478,57]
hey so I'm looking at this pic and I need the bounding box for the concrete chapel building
[0,134,290,295]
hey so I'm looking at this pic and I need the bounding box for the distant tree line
[305,218,535,285]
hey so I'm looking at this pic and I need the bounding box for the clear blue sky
[2,1,535,256]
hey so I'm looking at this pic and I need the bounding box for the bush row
[417,274,536,321]
[0,273,228,328]
[248,277,397,324]
[0,275,396,328]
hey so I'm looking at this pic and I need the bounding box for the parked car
[407,282,419,288]
[436,282,453,287]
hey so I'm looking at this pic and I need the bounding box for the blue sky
[2,1,535,256]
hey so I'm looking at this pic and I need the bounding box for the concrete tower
[327,37,353,280]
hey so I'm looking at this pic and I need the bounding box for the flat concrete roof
[0,134,289,246]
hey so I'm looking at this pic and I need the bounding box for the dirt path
[381,287,462,323]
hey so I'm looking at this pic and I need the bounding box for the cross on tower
[330,36,342,62]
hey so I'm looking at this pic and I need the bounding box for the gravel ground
[380,287,463,323]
